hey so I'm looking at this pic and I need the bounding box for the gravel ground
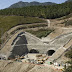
[0,60,62,72]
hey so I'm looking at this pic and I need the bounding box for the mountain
[65,0,72,2]
[9,1,56,8]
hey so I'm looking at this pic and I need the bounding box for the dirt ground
[0,16,72,72]
[0,60,62,72]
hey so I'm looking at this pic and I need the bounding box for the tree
[64,48,72,72]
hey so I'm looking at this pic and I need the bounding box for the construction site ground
[0,60,62,72]
[0,16,72,72]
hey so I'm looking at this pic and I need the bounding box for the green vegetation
[0,16,45,34]
[65,48,72,58]
[66,0,72,2]
[27,24,47,28]
[10,24,47,35]
[26,29,54,38]
[0,16,45,44]
[64,60,72,72]
[0,39,1,44]
[10,26,27,35]
[9,1,56,8]
[65,20,72,26]
[57,13,72,20]
[0,2,72,19]
[64,48,72,72]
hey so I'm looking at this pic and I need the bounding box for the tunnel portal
[29,49,39,53]
[47,50,55,56]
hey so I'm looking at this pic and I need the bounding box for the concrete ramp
[50,32,72,46]
[64,39,72,48]
[48,47,66,61]
[0,31,44,59]
[24,32,43,44]
[48,39,72,62]
[47,32,72,62]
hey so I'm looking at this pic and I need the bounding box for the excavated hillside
[0,15,72,72]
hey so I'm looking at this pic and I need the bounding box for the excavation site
[0,1,72,71]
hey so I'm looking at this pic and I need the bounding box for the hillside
[0,16,45,44]
[66,0,72,2]
[0,2,72,19]
[0,15,72,72]
[9,1,56,8]
[0,16,45,33]
[0,1,72,72]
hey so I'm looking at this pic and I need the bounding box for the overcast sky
[0,0,67,9]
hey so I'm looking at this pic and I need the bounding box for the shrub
[65,20,72,26]
[26,29,54,38]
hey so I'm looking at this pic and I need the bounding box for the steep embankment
[0,16,45,45]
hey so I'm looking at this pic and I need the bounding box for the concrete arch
[29,49,39,53]
[47,50,55,56]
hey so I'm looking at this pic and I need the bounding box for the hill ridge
[9,1,56,8]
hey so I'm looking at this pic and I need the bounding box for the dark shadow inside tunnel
[47,50,55,56]
[29,49,39,53]
[9,33,28,59]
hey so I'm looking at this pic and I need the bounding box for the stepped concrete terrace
[48,32,72,62]
[0,30,72,61]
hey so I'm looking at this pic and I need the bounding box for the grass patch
[0,16,45,34]
[65,48,72,59]
[0,16,45,33]
[0,15,45,44]
[0,39,1,44]
[65,20,72,26]
[10,26,27,34]
[27,24,47,28]
[26,29,54,38]
[10,24,47,35]
[64,47,72,72]
[57,13,72,20]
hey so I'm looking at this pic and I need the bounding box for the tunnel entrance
[47,50,55,56]
[29,49,39,53]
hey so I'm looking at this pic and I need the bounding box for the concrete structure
[0,30,72,61]
[47,19,50,27]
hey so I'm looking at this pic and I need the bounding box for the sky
[0,0,67,9]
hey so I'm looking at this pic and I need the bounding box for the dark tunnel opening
[47,50,55,56]
[29,49,39,53]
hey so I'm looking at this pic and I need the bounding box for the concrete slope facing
[41,28,72,43]
[47,32,72,62]
[48,47,66,62]
[50,32,72,46]
[24,32,43,45]
[0,30,44,59]
[48,39,72,62]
